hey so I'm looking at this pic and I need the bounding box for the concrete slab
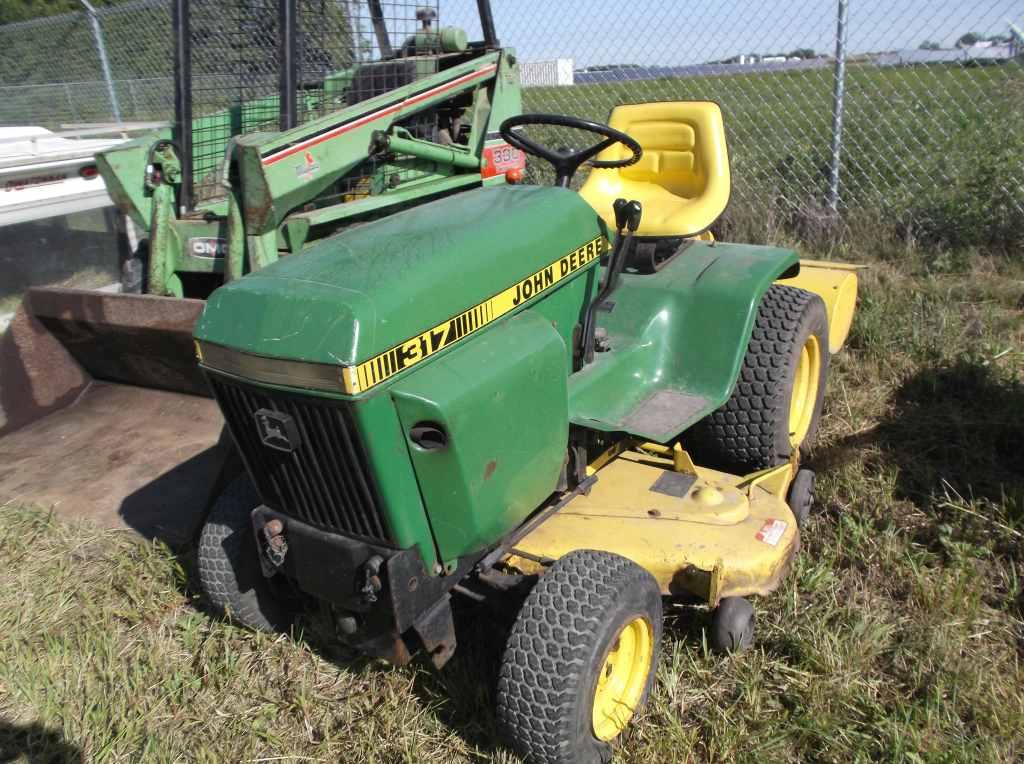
[0,382,226,545]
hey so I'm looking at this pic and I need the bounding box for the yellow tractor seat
[579,101,731,239]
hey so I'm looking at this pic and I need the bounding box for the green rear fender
[569,241,799,442]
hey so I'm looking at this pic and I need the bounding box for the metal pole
[827,0,848,212]
[80,0,122,125]
[367,0,394,59]
[477,0,500,48]
[64,83,80,123]
[278,0,298,131]
[172,0,194,211]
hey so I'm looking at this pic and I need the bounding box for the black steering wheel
[499,113,642,188]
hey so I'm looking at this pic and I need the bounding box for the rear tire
[497,550,662,764]
[689,284,829,473]
[197,475,294,633]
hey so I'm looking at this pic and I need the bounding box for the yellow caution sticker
[344,235,606,394]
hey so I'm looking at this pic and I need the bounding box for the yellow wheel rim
[788,334,822,448]
[591,616,654,741]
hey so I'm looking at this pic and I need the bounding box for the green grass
[1,242,1022,762]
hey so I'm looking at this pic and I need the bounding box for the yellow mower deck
[509,445,799,605]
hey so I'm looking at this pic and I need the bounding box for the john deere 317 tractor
[187,11,857,764]
[3,2,858,761]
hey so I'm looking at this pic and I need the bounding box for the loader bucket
[0,288,230,544]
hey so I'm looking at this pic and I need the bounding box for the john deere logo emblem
[254,409,301,452]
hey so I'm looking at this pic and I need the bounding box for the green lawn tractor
[189,63,860,764]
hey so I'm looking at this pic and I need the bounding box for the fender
[569,240,801,443]
[778,260,860,354]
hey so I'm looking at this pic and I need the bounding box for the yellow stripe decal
[343,235,606,394]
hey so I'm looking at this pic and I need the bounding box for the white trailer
[0,125,143,330]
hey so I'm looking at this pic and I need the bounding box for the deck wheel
[710,596,755,654]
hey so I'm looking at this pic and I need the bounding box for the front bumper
[250,506,470,667]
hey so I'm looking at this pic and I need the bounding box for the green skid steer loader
[1,2,861,760]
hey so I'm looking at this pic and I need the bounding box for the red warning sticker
[482,143,526,178]
[756,519,788,546]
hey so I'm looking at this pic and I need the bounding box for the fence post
[173,0,194,211]
[278,0,298,131]
[827,0,848,212]
[64,83,80,123]
[80,0,122,125]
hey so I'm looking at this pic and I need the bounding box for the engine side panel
[390,310,569,565]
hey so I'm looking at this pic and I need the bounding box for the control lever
[578,198,643,367]
[605,199,642,297]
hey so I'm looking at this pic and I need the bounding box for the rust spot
[484,459,498,481]
[648,509,661,517]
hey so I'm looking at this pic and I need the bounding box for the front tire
[497,550,662,764]
[197,475,294,632]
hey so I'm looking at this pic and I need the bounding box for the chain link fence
[1,0,1022,248]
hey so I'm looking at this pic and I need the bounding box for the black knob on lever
[612,198,643,233]
[612,198,629,231]
[624,200,643,232]
[578,197,645,369]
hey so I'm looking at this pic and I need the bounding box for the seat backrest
[579,101,730,238]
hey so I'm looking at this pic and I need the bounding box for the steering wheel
[499,113,642,188]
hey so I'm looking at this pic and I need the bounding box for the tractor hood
[194,185,605,388]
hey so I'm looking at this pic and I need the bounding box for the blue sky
[443,0,1023,67]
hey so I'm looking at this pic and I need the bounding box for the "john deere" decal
[343,235,606,394]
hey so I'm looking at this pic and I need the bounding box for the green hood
[194,185,604,370]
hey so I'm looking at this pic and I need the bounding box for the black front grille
[209,375,391,543]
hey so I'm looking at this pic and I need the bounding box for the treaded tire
[496,550,662,764]
[198,475,294,633]
[690,284,829,473]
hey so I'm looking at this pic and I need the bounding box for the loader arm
[233,51,508,241]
